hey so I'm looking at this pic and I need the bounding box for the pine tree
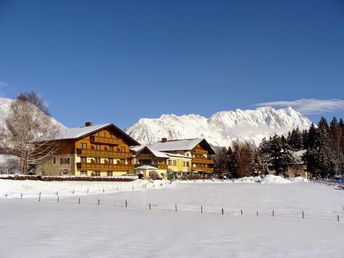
[259,135,293,176]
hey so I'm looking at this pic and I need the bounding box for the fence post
[87,188,89,193]
[201,205,203,214]
[20,193,23,199]
[175,203,177,212]
[240,210,243,216]
[256,211,259,216]
[272,210,275,217]
[98,199,100,206]
[338,215,340,222]
[302,210,304,219]
[78,197,81,204]
[125,199,128,208]
[102,188,105,193]
[56,191,58,195]
[149,203,151,210]
[57,196,59,203]
[132,186,134,191]
[38,192,41,202]
[221,208,224,215]
[72,190,74,194]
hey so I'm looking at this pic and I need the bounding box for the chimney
[161,137,167,142]
[85,121,93,127]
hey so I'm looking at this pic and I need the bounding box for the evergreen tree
[287,127,303,150]
[258,135,293,176]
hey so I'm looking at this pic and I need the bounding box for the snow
[0,179,343,257]
[126,106,312,147]
[134,145,170,158]
[150,138,206,151]
[34,123,111,141]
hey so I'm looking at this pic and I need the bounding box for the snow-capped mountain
[126,107,312,147]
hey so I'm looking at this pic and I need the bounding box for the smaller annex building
[34,122,140,177]
[132,138,215,179]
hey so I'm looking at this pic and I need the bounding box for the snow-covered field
[0,178,343,258]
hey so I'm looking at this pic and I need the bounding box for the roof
[165,152,191,159]
[291,150,306,164]
[149,138,215,154]
[134,165,158,170]
[35,123,140,146]
[134,146,170,158]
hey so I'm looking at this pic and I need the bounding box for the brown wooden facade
[36,124,139,176]
[191,144,214,174]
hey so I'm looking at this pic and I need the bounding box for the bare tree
[17,91,50,116]
[232,140,254,178]
[3,96,60,174]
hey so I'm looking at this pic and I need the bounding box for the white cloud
[255,98,344,115]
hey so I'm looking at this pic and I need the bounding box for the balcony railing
[192,149,208,155]
[77,148,132,158]
[91,136,122,145]
[77,162,132,172]
[192,157,214,164]
[192,166,213,173]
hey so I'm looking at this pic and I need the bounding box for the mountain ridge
[125,107,312,147]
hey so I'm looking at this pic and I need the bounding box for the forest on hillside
[214,116,344,179]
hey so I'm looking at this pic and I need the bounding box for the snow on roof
[35,123,111,141]
[149,138,205,152]
[133,146,170,158]
[34,123,140,145]
[292,150,306,164]
[164,152,191,159]
[134,165,158,170]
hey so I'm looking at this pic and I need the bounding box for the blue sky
[0,0,344,129]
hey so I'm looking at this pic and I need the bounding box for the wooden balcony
[91,136,122,145]
[192,166,213,173]
[192,157,214,164]
[77,148,132,158]
[77,162,132,172]
[192,149,208,155]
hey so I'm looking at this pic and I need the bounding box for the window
[94,158,101,164]
[60,157,70,165]
[120,159,126,164]
[108,158,113,164]
[173,160,177,166]
[95,132,99,136]
[103,132,106,137]
[80,143,87,149]
[186,161,190,167]
[107,171,113,177]
[104,146,108,151]
[108,146,113,151]
[120,146,125,152]
[81,157,87,163]
[52,157,56,164]
[80,171,87,176]
[168,160,172,166]
[182,161,185,167]
[94,145,100,150]
[95,171,100,176]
